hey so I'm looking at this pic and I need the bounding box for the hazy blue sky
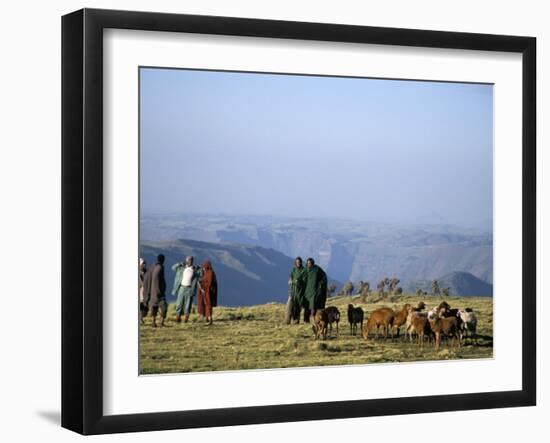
[140,68,493,229]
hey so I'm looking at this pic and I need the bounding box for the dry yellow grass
[139,293,493,374]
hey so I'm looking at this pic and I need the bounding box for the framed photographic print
[61,8,536,435]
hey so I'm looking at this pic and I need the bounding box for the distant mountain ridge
[140,238,340,307]
[141,213,493,286]
[405,271,493,297]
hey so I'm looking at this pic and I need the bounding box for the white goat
[457,308,478,341]
[427,306,441,320]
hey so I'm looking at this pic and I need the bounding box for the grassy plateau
[139,293,493,374]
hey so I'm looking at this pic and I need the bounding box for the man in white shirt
[171,255,202,323]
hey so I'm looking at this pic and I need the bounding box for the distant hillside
[140,239,340,306]
[405,271,492,297]
[141,213,493,286]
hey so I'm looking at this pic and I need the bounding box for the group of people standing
[288,257,328,323]
[137,253,324,327]
[139,254,218,327]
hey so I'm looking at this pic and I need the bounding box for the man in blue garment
[172,255,202,323]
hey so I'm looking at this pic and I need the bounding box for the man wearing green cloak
[304,257,328,322]
[289,257,308,324]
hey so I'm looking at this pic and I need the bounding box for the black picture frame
[61,8,536,435]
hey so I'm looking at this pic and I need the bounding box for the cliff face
[141,214,493,288]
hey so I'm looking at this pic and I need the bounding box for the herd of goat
[311,301,478,349]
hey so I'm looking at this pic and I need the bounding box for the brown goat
[436,301,463,331]
[363,307,395,341]
[408,312,431,346]
[428,315,461,349]
[325,306,341,337]
[405,302,426,339]
[406,308,427,341]
[312,309,329,340]
[392,303,411,338]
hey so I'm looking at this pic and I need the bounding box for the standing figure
[198,260,218,325]
[171,255,202,323]
[138,258,148,324]
[288,257,308,324]
[142,254,167,327]
[304,257,328,322]
[285,277,293,325]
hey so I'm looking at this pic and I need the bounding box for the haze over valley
[140,213,493,305]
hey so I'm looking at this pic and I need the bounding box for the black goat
[347,304,364,336]
[325,306,341,337]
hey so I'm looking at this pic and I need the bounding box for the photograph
[138,67,494,375]
[1,0,543,439]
